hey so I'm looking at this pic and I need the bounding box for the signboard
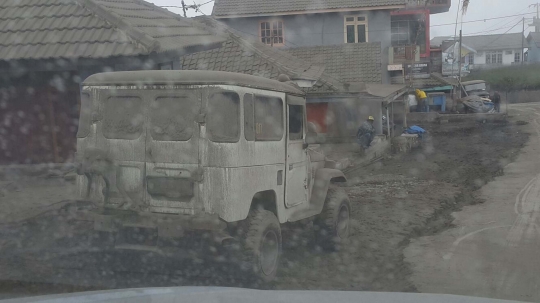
[442,63,470,77]
[404,63,430,79]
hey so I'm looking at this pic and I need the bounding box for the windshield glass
[3,0,540,301]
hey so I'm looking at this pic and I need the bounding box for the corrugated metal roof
[212,0,406,17]
[0,0,227,61]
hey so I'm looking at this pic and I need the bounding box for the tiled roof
[430,33,525,52]
[286,43,382,84]
[181,17,345,94]
[0,0,226,61]
[212,0,406,17]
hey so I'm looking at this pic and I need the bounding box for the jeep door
[94,89,147,208]
[284,96,309,208]
[145,87,202,215]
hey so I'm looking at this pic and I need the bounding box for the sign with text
[404,63,430,79]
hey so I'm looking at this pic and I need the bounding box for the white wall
[472,49,521,66]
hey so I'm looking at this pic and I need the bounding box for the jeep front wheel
[314,187,351,251]
[241,209,282,282]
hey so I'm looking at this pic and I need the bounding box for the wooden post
[521,17,525,66]
[47,89,60,163]
[457,30,463,99]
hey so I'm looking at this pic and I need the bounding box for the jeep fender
[309,168,347,214]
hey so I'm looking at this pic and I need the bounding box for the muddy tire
[314,187,351,251]
[240,209,282,282]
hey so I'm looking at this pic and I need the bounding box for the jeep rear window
[206,91,240,143]
[103,96,144,140]
[150,95,198,141]
[76,92,91,138]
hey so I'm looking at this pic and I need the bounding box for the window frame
[468,53,475,65]
[206,91,241,143]
[102,95,144,140]
[259,20,285,46]
[244,93,284,142]
[149,95,198,142]
[515,51,521,63]
[485,51,503,65]
[344,14,369,44]
[288,104,304,141]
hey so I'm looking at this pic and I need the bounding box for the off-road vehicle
[75,70,351,281]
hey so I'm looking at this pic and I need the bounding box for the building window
[515,52,521,63]
[344,15,368,44]
[468,53,474,65]
[485,51,503,64]
[391,13,427,54]
[506,50,513,55]
[260,21,284,46]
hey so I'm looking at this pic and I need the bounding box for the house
[211,0,452,84]
[430,33,525,71]
[527,32,540,63]
[183,18,406,140]
[0,0,227,164]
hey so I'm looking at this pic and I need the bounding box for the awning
[423,85,453,92]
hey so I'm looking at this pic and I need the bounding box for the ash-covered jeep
[75,70,350,281]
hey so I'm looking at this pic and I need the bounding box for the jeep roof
[83,70,305,95]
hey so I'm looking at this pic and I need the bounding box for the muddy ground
[0,118,529,298]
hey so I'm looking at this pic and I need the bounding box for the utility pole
[530,3,540,32]
[181,0,187,17]
[522,17,525,66]
[457,29,463,99]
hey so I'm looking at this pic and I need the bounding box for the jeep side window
[254,95,283,141]
[206,91,240,143]
[244,94,255,141]
[76,92,91,138]
[288,105,304,140]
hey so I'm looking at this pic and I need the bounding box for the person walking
[357,116,376,149]
[491,91,501,113]
[415,89,428,112]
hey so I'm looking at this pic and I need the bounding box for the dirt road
[405,103,540,302]
[0,114,530,299]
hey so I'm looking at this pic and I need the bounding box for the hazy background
[148,0,540,38]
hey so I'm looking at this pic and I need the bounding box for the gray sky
[148,0,539,38]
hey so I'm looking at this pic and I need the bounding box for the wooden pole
[457,29,463,99]
[522,17,525,66]
[181,0,187,17]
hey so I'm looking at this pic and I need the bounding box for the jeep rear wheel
[314,187,351,251]
[241,209,282,282]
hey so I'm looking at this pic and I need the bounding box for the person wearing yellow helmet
[415,88,428,112]
[357,115,376,149]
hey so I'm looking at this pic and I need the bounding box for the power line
[432,12,536,27]
[475,19,524,51]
